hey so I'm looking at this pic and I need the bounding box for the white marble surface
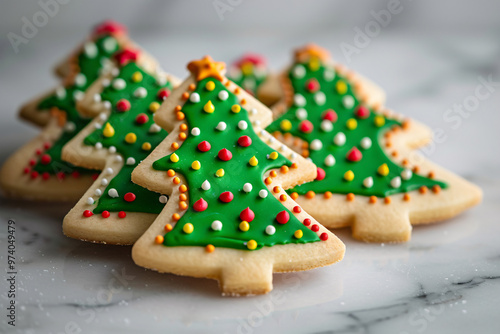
[1,3,500,333]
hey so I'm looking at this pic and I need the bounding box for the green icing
[83,62,172,214]
[33,35,120,176]
[152,77,321,250]
[228,64,267,97]
[265,61,446,197]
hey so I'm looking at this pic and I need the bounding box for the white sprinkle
[324,69,335,81]
[250,108,258,115]
[401,169,413,180]
[86,197,94,205]
[314,92,326,105]
[201,180,211,191]
[321,120,333,132]
[112,78,126,90]
[159,195,168,204]
[295,108,308,120]
[360,137,372,149]
[156,76,167,86]
[102,101,111,110]
[268,137,275,144]
[343,95,355,109]
[126,157,136,165]
[115,155,123,162]
[191,127,201,136]
[101,79,110,87]
[363,177,374,188]
[334,132,346,146]
[293,65,306,79]
[216,122,227,131]
[101,178,108,186]
[108,188,119,198]
[259,189,268,198]
[64,122,76,133]
[111,67,119,77]
[293,94,306,107]
[149,124,161,133]
[94,123,102,129]
[83,42,97,58]
[75,73,86,87]
[279,144,286,152]
[391,176,402,188]
[55,87,66,99]
[310,139,323,151]
[99,112,108,121]
[243,183,253,193]
[218,90,229,101]
[189,92,200,103]
[290,152,297,159]
[108,146,116,154]
[105,167,114,175]
[324,154,336,167]
[73,90,84,101]
[94,188,102,196]
[238,120,248,130]
[95,142,103,150]
[93,94,101,102]
[134,87,147,98]
[265,225,276,235]
[211,220,222,231]
[253,120,261,127]
[103,37,117,53]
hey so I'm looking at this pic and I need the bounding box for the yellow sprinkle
[344,170,354,181]
[191,160,201,170]
[131,71,143,82]
[231,104,241,113]
[336,81,348,94]
[205,81,215,91]
[241,62,253,75]
[378,163,389,176]
[142,142,152,151]
[215,169,225,177]
[239,221,250,232]
[249,156,258,166]
[125,132,137,144]
[203,100,215,113]
[183,223,194,234]
[294,230,303,239]
[280,119,292,131]
[149,101,160,113]
[170,153,179,163]
[103,122,115,138]
[346,118,358,130]
[247,239,257,250]
[269,152,278,160]
[308,57,320,71]
[374,115,385,127]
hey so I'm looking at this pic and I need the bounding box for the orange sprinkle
[384,197,391,204]
[385,142,392,148]
[413,166,420,173]
[171,142,179,150]
[206,244,215,253]
[173,177,181,184]
[301,142,309,149]
[179,184,188,193]
[265,177,272,185]
[428,171,435,179]
[179,194,187,201]
[280,166,289,174]
[181,92,190,100]
[273,186,281,193]
[391,151,398,157]
[167,169,176,177]
[324,191,332,199]
[164,224,173,232]
[432,185,441,194]
[369,196,377,204]
[402,159,409,166]
[291,163,298,169]
[180,124,188,131]
[280,194,287,202]
[291,192,299,200]
[273,131,280,138]
[154,235,164,244]
[179,201,188,210]
[305,191,315,199]
[178,132,187,140]
[384,132,391,139]
[188,83,196,91]
[234,87,240,94]
[346,193,355,201]
[402,120,410,129]
[175,105,182,111]
[270,170,277,177]
[284,133,292,140]
[176,111,185,120]
[172,213,180,221]
[419,186,428,194]
[403,193,411,201]
[240,98,247,105]
[225,81,231,87]
[302,149,310,158]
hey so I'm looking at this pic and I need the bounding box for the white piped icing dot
[190,92,200,103]
[290,152,297,159]
[126,157,136,165]
[73,90,84,101]
[201,180,211,191]
[191,127,201,136]
[324,154,336,167]
[94,188,102,196]
[83,42,97,58]
[363,177,374,188]
[238,120,248,130]
[112,78,126,90]
[95,142,103,150]
[94,123,102,129]
[314,92,326,105]
[103,37,117,53]
[265,225,276,235]
[253,120,261,127]
[293,94,306,107]
[108,146,116,154]
[211,220,222,231]
[243,183,252,193]
[101,178,108,186]
[295,108,308,120]
[64,122,76,133]
[333,132,346,146]
[156,76,167,86]
[324,69,335,81]
[310,139,323,151]
[111,68,119,78]
[216,122,227,131]
[268,137,275,144]
[279,144,286,152]
[108,188,119,198]
[292,65,306,79]
[250,108,258,115]
[55,87,66,99]
[159,195,168,204]
[342,95,355,109]
[93,94,102,102]
[259,189,268,198]
[134,87,147,98]
[390,176,402,188]
[99,113,108,121]
[360,137,372,149]
[101,79,110,87]
[321,120,333,132]
[75,74,86,87]
[102,101,111,110]
[218,90,229,101]
[401,169,413,180]
[105,167,114,175]
[149,124,161,133]
[115,155,123,163]
[86,197,94,205]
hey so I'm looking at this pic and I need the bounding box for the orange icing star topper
[187,56,226,82]
[294,44,330,63]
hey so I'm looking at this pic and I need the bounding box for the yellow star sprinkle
[203,100,215,113]
[125,133,137,144]
[187,56,226,82]
[344,170,354,181]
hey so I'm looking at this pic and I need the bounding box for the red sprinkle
[56,172,65,180]
[237,135,252,147]
[23,167,30,174]
[218,148,232,161]
[322,109,338,122]
[316,167,326,181]
[94,20,127,35]
[92,173,99,180]
[197,141,211,152]
[240,207,255,222]
[320,232,329,241]
[219,191,234,203]
[35,149,42,155]
[72,171,80,179]
[43,142,51,150]
[102,211,110,218]
[124,192,136,202]
[276,210,290,224]
[30,171,39,179]
[346,147,363,162]
[29,159,36,166]
[303,218,312,226]
[40,154,51,165]
[157,88,171,100]
[115,48,139,66]
[356,106,370,119]
[193,198,208,212]
[305,78,320,92]
[135,113,149,125]
[293,206,302,213]
[311,224,320,232]
[299,120,314,133]
[116,99,131,112]
[42,172,50,180]
[83,210,93,217]
[118,211,127,218]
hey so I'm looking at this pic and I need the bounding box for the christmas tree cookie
[131,56,345,295]
[266,44,482,242]
[227,53,271,101]
[61,47,179,244]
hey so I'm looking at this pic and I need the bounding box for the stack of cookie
[0,21,481,296]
